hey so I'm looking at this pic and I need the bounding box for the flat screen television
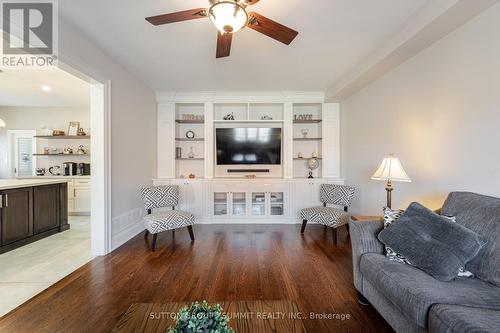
[216,128,282,165]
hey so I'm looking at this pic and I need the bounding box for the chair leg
[346,223,350,235]
[301,220,308,233]
[187,225,195,241]
[172,229,175,237]
[324,225,327,231]
[151,234,158,251]
[144,230,149,238]
[332,227,338,245]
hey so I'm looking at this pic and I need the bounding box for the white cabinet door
[309,180,324,207]
[74,187,91,212]
[185,180,203,219]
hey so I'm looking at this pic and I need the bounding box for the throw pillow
[383,207,473,277]
[379,202,485,281]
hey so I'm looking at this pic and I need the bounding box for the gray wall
[340,3,500,215]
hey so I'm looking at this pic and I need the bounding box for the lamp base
[385,179,393,209]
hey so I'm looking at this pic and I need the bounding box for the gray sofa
[350,192,500,333]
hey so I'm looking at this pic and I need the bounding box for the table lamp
[371,154,411,208]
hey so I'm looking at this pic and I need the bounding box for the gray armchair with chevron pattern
[300,184,356,244]
[140,185,195,251]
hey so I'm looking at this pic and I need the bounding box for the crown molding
[156,91,326,104]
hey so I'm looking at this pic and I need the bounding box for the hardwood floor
[0,224,393,333]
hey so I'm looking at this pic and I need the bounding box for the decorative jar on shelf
[188,147,195,159]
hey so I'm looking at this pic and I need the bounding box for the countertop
[0,179,70,190]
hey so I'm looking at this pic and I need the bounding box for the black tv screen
[216,128,282,165]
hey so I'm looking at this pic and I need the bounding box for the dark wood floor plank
[0,224,393,333]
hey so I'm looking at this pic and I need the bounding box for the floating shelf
[293,158,323,160]
[175,138,205,142]
[213,120,284,123]
[33,153,90,156]
[175,120,204,124]
[293,120,322,123]
[175,158,204,161]
[293,138,323,141]
[34,135,91,139]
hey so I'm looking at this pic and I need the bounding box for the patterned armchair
[140,185,195,251]
[299,184,356,244]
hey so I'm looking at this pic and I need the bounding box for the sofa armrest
[350,220,384,293]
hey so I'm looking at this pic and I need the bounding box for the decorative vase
[188,147,195,159]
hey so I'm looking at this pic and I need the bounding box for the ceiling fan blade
[145,8,207,26]
[216,32,232,58]
[247,12,298,45]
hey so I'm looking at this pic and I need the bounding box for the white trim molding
[157,91,326,104]
[111,208,145,251]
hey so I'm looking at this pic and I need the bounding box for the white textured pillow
[382,207,473,278]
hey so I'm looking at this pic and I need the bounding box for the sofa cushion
[378,202,485,281]
[360,253,500,328]
[442,192,500,287]
[429,304,500,333]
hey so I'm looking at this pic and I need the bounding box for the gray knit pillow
[382,206,473,278]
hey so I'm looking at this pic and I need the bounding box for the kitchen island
[0,179,69,254]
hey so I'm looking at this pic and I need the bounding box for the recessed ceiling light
[41,85,52,92]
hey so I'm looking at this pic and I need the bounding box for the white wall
[0,106,90,178]
[340,3,500,215]
[58,18,157,249]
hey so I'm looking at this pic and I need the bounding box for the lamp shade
[0,118,5,127]
[371,154,411,182]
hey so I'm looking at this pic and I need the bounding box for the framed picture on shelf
[68,122,80,136]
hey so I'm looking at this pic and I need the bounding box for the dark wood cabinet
[33,184,60,234]
[0,187,33,246]
[0,182,68,254]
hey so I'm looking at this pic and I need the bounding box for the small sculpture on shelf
[77,128,87,136]
[188,146,196,159]
[188,173,196,179]
[301,129,309,138]
[63,147,73,155]
[297,152,303,159]
[307,158,319,179]
[223,112,235,120]
[77,145,87,155]
[261,115,273,120]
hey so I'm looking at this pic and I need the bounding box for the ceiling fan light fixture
[209,1,248,34]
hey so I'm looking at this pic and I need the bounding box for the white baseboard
[111,208,145,251]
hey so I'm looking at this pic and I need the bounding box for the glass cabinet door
[270,192,284,216]
[251,192,266,216]
[232,192,246,216]
[214,192,228,216]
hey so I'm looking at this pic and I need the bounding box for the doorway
[7,130,37,177]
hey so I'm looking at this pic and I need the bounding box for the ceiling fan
[145,0,299,58]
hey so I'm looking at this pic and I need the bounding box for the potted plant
[168,301,234,333]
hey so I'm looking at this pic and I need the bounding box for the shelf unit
[293,103,323,178]
[34,135,91,176]
[293,120,322,124]
[33,154,90,156]
[175,138,205,142]
[34,135,91,139]
[214,103,284,121]
[156,96,340,181]
[175,104,206,178]
[293,138,322,141]
[175,120,204,124]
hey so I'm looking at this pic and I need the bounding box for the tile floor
[0,216,93,317]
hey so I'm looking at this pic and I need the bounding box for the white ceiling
[0,67,90,107]
[59,0,431,92]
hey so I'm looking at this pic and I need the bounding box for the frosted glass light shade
[0,118,5,127]
[371,155,411,182]
[209,1,248,33]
